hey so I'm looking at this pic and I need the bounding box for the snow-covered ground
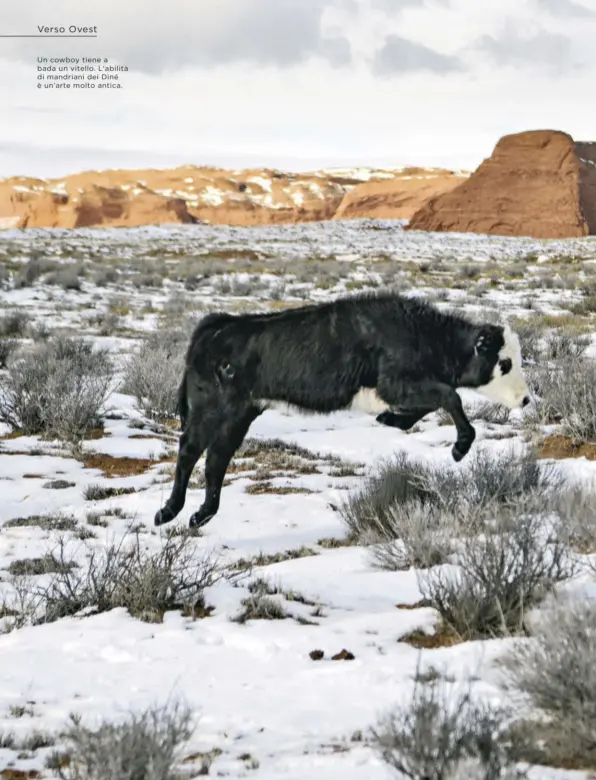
[1,220,596,778]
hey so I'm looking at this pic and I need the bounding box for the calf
[155,292,529,529]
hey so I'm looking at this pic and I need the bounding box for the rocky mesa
[0,165,467,230]
[406,130,596,239]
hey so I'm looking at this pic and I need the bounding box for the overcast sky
[1,0,595,178]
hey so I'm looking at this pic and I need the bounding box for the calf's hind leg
[189,406,261,529]
[376,406,436,431]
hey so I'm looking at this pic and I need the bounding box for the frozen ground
[1,220,596,778]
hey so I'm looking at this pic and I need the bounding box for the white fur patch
[476,324,529,409]
[347,388,390,415]
[256,399,305,415]
[256,388,390,417]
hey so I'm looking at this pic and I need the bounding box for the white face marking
[476,324,529,409]
[348,388,391,415]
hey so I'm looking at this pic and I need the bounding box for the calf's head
[461,323,530,409]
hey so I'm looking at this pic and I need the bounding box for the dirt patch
[4,513,77,532]
[82,453,168,478]
[317,536,358,549]
[0,431,23,440]
[396,599,434,610]
[398,623,460,649]
[539,434,596,461]
[245,481,316,496]
[231,546,318,571]
[84,427,109,440]
[22,473,44,479]
[1,772,41,779]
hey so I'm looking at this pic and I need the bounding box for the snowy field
[1,220,596,779]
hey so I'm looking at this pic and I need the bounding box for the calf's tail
[176,370,189,430]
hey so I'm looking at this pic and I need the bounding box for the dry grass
[245,481,315,495]
[82,453,169,478]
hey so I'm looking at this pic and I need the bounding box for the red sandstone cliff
[406,130,596,239]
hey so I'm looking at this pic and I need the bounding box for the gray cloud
[477,24,575,72]
[3,0,352,73]
[372,0,449,10]
[373,34,464,75]
[536,0,595,17]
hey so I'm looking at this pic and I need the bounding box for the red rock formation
[333,167,466,221]
[0,164,467,229]
[406,130,596,239]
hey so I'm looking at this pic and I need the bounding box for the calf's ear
[474,324,503,355]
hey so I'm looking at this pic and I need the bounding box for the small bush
[0,263,9,289]
[469,402,510,425]
[371,668,524,780]
[121,329,189,421]
[33,531,221,624]
[369,502,458,571]
[50,702,193,780]
[543,331,590,360]
[233,577,288,623]
[92,311,121,337]
[528,357,596,442]
[0,336,115,443]
[419,499,572,640]
[463,447,555,508]
[93,267,120,286]
[340,452,461,543]
[500,599,596,769]
[341,449,557,567]
[508,319,545,364]
[233,592,288,623]
[83,484,136,501]
[0,337,18,368]
[4,512,78,532]
[14,257,58,287]
[46,266,84,291]
[554,482,596,553]
[0,309,30,338]
[132,272,164,289]
[8,554,77,577]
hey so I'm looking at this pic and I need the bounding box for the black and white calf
[155,292,529,529]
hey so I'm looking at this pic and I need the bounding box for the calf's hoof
[154,506,176,526]
[189,509,215,529]
[451,430,476,463]
[451,443,468,463]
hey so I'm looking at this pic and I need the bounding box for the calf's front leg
[377,377,476,462]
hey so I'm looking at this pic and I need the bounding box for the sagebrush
[0,336,114,442]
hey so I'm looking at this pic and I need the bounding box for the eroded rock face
[0,164,468,229]
[406,130,596,239]
[332,167,466,221]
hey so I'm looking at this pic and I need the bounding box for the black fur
[155,292,508,529]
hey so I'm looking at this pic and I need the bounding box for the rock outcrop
[332,167,466,221]
[406,130,596,239]
[0,165,467,229]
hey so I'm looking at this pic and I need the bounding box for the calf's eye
[499,358,512,375]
